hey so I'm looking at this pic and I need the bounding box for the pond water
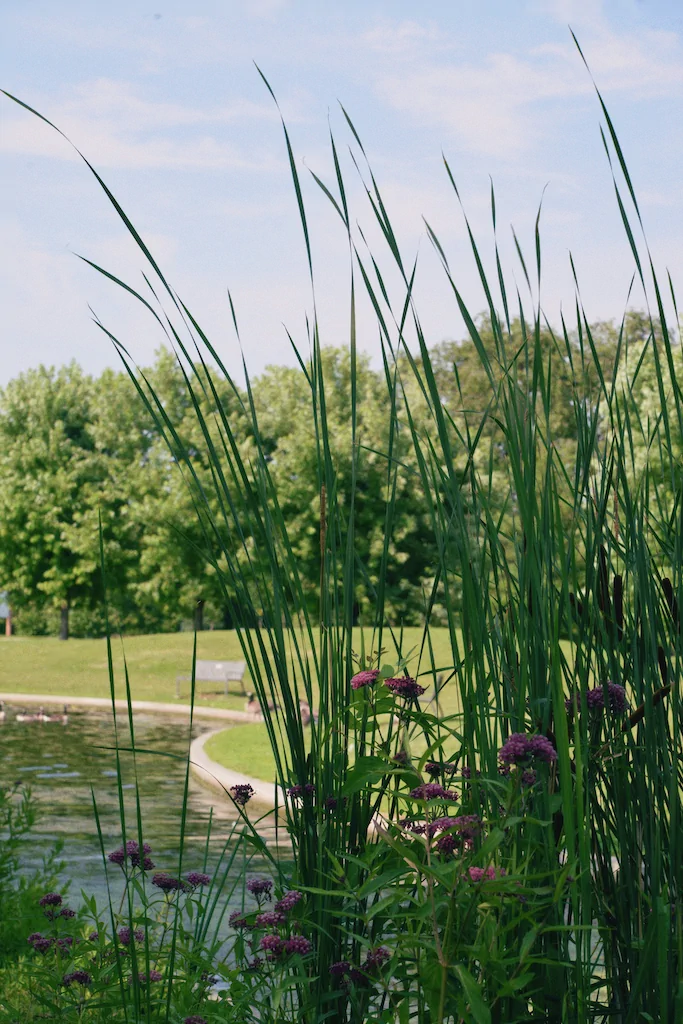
[0,705,265,910]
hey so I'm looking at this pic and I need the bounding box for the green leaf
[455,964,491,1024]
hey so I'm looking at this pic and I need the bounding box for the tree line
[0,312,668,639]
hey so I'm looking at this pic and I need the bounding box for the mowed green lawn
[0,627,463,713]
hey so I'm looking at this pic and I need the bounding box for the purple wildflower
[126,840,152,856]
[274,890,303,913]
[56,936,74,950]
[435,833,458,855]
[230,783,255,807]
[128,841,152,868]
[384,677,426,699]
[118,926,144,945]
[247,877,273,899]
[285,935,312,955]
[468,865,505,882]
[567,683,628,715]
[392,750,410,765]
[330,960,351,977]
[59,908,76,919]
[260,933,285,957]
[184,1017,209,1024]
[88,931,99,942]
[108,846,126,865]
[229,910,249,929]
[287,785,303,798]
[425,816,459,838]
[410,783,458,801]
[186,871,211,889]
[152,873,187,893]
[63,970,92,987]
[424,760,457,777]
[39,892,63,908]
[136,969,163,983]
[247,956,263,970]
[255,911,285,927]
[350,669,380,690]
[498,732,557,765]
[521,769,537,787]
[325,796,338,810]
[364,946,391,970]
[32,937,53,954]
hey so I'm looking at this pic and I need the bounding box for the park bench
[175,660,247,699]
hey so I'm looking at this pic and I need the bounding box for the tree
[0,364,100,638]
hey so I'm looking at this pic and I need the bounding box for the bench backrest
[194,660,246,681]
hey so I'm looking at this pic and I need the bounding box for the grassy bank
[0,627,466,713]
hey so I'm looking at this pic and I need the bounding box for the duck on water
[14,705,68,724]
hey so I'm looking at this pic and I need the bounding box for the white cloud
[361,19,448,56]
[371,22,683,158]
[1,79,283,171]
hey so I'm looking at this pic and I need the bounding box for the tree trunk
[59,602,69,641]
[194,599,205,632]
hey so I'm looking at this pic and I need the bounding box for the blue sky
[2,0,682,385]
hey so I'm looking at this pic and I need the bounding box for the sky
[2,0,683,387]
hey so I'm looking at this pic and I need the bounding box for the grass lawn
[0,627,464,712]
[205,722,295,781]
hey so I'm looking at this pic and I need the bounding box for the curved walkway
[189,729,281,810]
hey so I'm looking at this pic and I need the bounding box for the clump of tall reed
[4,42,683,1020]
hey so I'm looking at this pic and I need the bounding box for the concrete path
[0,692,258,722]
[189,729,282,810]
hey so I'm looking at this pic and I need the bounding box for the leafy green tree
[0,364,102,638]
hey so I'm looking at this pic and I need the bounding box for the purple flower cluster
[364,946,391,970]
[275,890,303,913]
[184,1017,208,1024]
[384,677,426,700]
[424,761,457,777]
[229,911,249,929]
[287,783,316,800]
[468,866,505,882]
[256,911,286,927]
[39,892,62,907]
[329,947,391,986]
[107,840,154,871]
[351,669,380,690]
[152,873,188,894]
[426,814,482,840]
[498,733,557,765]
[135,969,163,984]
[285,935,312,955]
[566,683,628,715]
[409,783,458,801]
[246,877,273,899]
[260,933,285,957]
[186,871,211,889]
[27,932,53,954]
[62,970,92,987]
[230,783,255,807]
[118,926,144,946]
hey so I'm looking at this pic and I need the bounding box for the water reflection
[0,707,254,906]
